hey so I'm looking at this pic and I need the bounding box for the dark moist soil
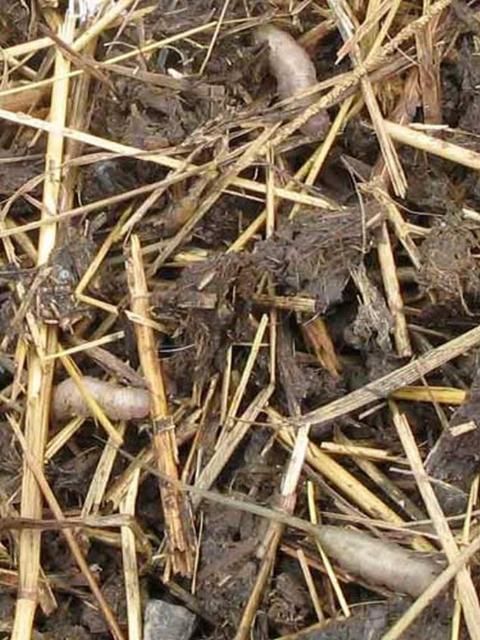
[2,1,480,639]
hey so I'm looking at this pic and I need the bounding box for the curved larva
[255,25,330,137]
[52,376,151,422]
[318,525,442,597]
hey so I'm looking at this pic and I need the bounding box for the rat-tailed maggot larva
[52,376,151,422]
[255,24,330,138]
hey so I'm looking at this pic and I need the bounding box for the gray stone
[144,600,196,640]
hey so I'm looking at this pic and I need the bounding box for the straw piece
[302,317,341,378]
[392,385,466,405]
[327,0,407,197]
[415,4,442,124]
[299,323,480,428]
[8,414,125,640]
[127,234,196,576]
[11,15,76,640]
[391,402,480,640]
[192,384,274,509]
[384,120,480,170]
[120,468,142,640]
[275,414,432,552]
[82,423,127,517]
[376,221,412,356]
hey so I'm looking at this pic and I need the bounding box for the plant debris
[2,1,480,639]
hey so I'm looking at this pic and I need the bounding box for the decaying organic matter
[3,2,480,640]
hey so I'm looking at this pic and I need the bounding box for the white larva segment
[52,376,151,422]
[255,25,330,137]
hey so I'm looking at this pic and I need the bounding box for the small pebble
[144,600,196,640]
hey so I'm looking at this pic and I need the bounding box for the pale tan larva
[52,376,151,422]
[318,525,442,597]
[255,25,330,138]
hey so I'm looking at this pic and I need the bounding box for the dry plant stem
[58,34,98,222]
[415,3,442,124]
[192,384,274,509]
[328,0,406,196]
[253,294,316,314]
[369,57,419,359]
[307,483,349,617]
[44,331,125,362]
[288,94,355,221]
[181,377,219,484]
[8,415,126,640]
[340,0,383,57]
[199,0,231,75]
[11,15,75,640]
[0,513,142,533]
[299,323,480,428]
[348,102,412,365]
[297,548,324,621]
[0,492,56,616]
[320,442,403,464]
[120,468,142,640]
[3,37,52,58]
[75,206,133,296]
[234,526,283,640]
[0,20,219,107]
[304,96,353,186]
[236,397,313,638]
[45,417,85,461]
[277,420,432,552]
[377,222,411,356]
[266,149,277,385]
[391,403,480,639]
[384,120,480,170]
[71,0,137,53]
[82,423,127,516]
[392,385,465,404]
[302,318,341,377]
[368,0,403,56]
[336,431,426,521]
[219,314,269,443]
[127,235,196,575]
[367,183,422,269]
[452,476,479,639]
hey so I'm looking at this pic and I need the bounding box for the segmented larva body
[255,25,330,137]
[52,376,151,422]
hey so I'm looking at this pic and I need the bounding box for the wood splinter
[126,234,196,576]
